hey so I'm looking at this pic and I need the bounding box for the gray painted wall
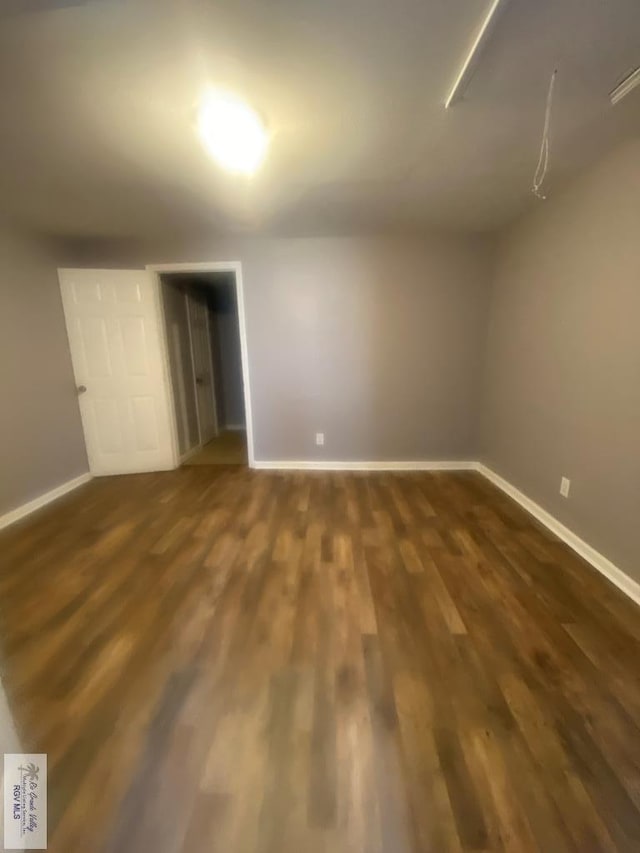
[480,140,640,584]
[240,237,494,461]
[0,228,88,515]
[160,277,199,455]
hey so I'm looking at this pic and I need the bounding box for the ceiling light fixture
[610,65,640,106]
[198,90,268,175]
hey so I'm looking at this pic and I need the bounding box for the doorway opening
[157,266,251,467]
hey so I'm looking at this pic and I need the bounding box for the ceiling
[0,0,638,241]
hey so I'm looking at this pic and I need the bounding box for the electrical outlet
[315,432,325,446]
[560,477,571,498]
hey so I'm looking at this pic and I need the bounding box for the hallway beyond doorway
[183,429,247,466]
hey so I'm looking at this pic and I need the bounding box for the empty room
[0,1,639,851]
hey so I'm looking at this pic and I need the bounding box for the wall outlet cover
[315,432,325,446]
[560,477,571,498]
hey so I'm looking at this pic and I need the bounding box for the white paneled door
[59,269,176,475]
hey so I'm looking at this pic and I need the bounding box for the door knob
[77,385,87,394]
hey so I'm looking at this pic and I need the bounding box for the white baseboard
[252,460,476,472]
[476,463,640,607]
[0,473,93,532]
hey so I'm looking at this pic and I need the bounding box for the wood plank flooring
[183,429,248,466]
[0,468,639,852]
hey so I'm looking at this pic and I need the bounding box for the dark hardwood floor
[0,468,639,852]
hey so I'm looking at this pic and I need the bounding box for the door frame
[148,261,255,468]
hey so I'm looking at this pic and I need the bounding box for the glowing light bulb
[198,90,268,175]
